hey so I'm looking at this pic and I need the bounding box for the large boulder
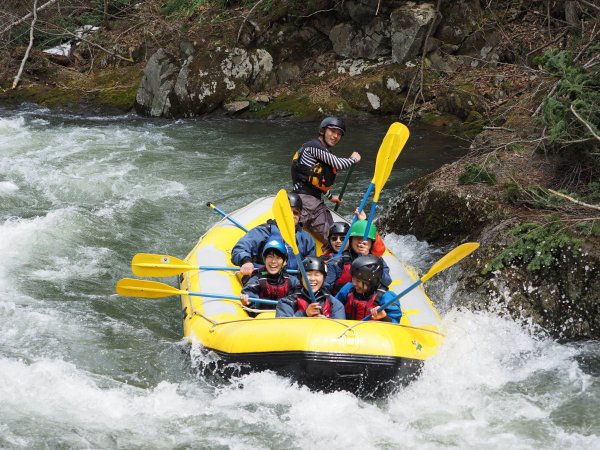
[390,2,440,64]
[134,48,179,117]
[135,47,274,118]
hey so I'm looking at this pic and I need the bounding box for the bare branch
[1,0,57,35]
[12,0,38,89]
[570,104,600,142]
[60,28,133,63]
[578,0,600,12]
[237,0,265,43]
[548,189,600,211]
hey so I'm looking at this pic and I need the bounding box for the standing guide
[291,117,361,242]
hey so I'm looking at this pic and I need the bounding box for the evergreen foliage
[483,219,582,274]
[539,49,600,177]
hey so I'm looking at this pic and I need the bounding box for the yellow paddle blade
[115,278,185,298]
[372,122,410,201]
[273,189,299,255]
[421,242,480,283]
[131,253,197,277]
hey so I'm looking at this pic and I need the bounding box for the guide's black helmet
[319,117,346,135]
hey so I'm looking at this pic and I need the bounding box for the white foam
[0,181,19,194]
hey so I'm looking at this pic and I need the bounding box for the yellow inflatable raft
[179,196,445,395]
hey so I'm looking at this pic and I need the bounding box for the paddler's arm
[328,296,346,320]
[372,290,401,323]
[231,225,269,274]
[323,258,342,291]
[275,296,297,318]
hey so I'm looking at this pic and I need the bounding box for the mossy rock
[252,93,323,119]
[0,64,142,113]
[462,110,486,137]
[421,112,461,128]
[251,88,358,119]
[339,66,413,114]
[378,170,501,243]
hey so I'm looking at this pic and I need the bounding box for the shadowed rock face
[378,156,600,341]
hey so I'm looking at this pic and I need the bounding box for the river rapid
[0,106,598,449]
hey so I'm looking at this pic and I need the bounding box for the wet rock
[134,48,178,117]
[379,148,600,341]
[378,162,501,243]
[223,100,250,114]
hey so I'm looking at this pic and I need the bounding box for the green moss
[508,143,526,153]
[462,110,486,138]
[421,112,460,127]
[252,94,327,119]
[0,65,142,112]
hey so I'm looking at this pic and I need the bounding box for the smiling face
[264,251,285,275]
[302,270,324,293]
[322,127,343,147]
[351,276,370,295]
[329,234,347,253]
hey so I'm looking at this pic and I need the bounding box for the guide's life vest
[291,146,337,193]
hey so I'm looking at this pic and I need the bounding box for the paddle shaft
[116,278,278,306]
[134,261,297,275]
[361,279,422,321]
[334,165,355,212]
[335,182,373,257]
[207,202,249,232]
[363,201,378,241]
[361,242,480,321]
[189,291,277,306]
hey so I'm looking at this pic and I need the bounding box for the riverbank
[1,0,598,340]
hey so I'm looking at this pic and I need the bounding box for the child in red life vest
[240,239,299,310]
[276,256,345,319]
[335,255,402,323]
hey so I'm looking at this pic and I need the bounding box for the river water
[0,106,598,449]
